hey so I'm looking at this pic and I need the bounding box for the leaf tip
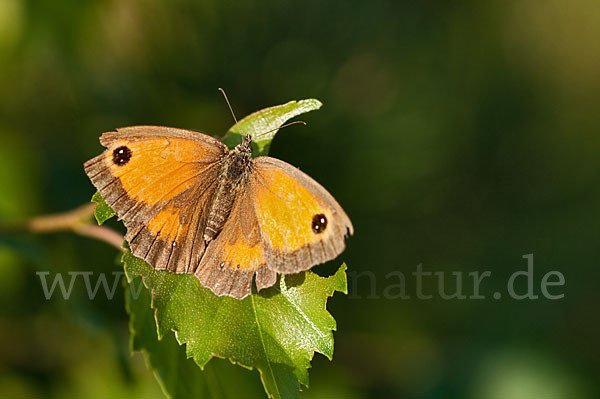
[333,263,349,295]
[91,191,116,225]
[298,98,323,110]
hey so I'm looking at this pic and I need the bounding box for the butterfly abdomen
[203,147,251,242]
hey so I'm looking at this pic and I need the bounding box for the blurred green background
[0,0,599,398]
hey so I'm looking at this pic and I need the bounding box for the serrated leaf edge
[122,251,347,397]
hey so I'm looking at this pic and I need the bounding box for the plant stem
[0,203,125,251]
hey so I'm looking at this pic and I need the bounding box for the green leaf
[126,275,210,398]
[125,275,265,399]
[123,250,347,399]
[91,191,116,225]
[222,98,322,156]
[90,99,348,398]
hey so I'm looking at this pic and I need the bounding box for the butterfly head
[229,133,252,170]
[235,133,253,155]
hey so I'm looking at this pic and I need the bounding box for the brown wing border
[99,125,228,149]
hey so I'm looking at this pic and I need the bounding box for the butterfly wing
[195,188,277,299]
[85,127,351,298]
[84,126,227,273]
[194,156,353,299]
[250,156,353,274]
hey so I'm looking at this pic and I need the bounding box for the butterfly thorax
[203,136,253,242]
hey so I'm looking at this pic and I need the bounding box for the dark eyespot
[112,146,132,166]
[311,213,328,234]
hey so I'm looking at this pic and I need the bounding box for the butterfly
[83,120,353,299]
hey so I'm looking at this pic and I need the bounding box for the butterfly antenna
[253,120,307,140]
[218,88,245,137]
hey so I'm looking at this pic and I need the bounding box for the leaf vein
[251,295,280,398]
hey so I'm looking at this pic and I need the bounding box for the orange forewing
[253,168,333,251]
[84,126,226,275]
[104,137,214,206]
[249,157,353,274]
